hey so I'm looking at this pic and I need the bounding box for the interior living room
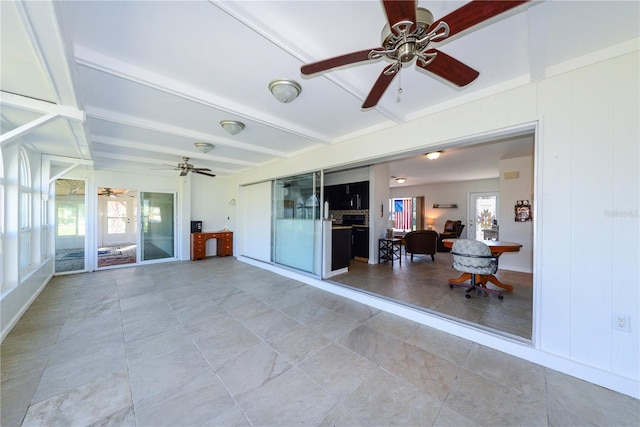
[1,0,638,425]
[325,133,535,340]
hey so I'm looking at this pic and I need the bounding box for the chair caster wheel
[465,294,471,299]
[498,295,504,300]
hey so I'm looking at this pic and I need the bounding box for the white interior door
[101,196,137,245]
[468,192,498,240]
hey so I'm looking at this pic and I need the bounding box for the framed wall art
[515,200,532,222]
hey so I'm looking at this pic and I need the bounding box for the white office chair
[450,239,502,299]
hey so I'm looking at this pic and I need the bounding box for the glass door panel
[273,172,321,274]
[140,192,175,261]
[469,192,498,240]
[55,179,86,273]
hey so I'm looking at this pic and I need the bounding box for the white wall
[390,178,499,238]
[235,51,640,396]
[499,156,534,272]
[190,174,236,232]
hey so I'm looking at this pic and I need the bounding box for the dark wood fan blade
[194,170,216,177]
[193,167,212,172]
[382,0,416,28]
[301,48,381,75]
[362,64,399,109]
[431,0,529,39]
[417,50,479,86]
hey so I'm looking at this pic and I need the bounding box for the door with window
[468,192,498,240]
[101,196,136,245]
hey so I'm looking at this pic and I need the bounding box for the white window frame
[18,149,32,271]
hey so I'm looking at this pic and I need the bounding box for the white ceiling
[1,0,638,185]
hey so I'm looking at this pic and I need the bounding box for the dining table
[442,238,522,291]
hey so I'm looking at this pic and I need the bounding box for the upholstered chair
[437,220,465,252]
[403,230,438,261]
[450,239,502,299]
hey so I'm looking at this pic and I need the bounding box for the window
[18,149,31,270]
[57,202,86,236]
[0,152,3,287]
[391,198,414,230]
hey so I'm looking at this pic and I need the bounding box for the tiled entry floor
[1,258,638,426]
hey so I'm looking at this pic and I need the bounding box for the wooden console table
[191,231,233,261]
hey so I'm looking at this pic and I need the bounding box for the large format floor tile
[1,257,637,426]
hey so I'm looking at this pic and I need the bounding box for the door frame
[467,191,499,241]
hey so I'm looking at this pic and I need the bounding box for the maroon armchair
[404,230,438,261]
[437,220,465,252]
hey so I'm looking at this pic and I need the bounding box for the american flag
[393,198,412,230]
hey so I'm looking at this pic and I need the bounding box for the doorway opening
[98,187,137,268]
[55,179,86,273]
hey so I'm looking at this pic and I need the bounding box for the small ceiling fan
[301,0,529,108]
[98,187,134,198]
[98,187,118,198]
[154,157,216,177]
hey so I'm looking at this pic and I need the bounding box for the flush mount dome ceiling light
[269,79,302,103]
[220,120,245,135]
[425,151,442,160]
[194,142,215,153]
[395,177,406,184]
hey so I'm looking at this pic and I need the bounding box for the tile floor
[332,250,533,339]
[1,257,638,426]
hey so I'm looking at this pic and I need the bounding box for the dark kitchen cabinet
[353,181,369,209]
[325,181,369,210]
[352,226,369,259]
[332,228,351,270]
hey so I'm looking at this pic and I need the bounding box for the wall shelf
[433,204,458,208]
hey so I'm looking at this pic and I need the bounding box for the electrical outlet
[613,315,631,332]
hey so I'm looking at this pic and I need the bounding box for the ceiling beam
[74,46,331,144]
[0,113,59,146]
[213,1,403,123]
[91,135,260,167]
[0,91,84,121]
[86,106,290,158]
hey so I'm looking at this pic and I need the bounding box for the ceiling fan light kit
[425,151,442,160]
[269,79,302,103]
[220,120,245,135]
[300,0,529,109]
[194,142,215,153]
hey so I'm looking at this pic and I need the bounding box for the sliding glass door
[272,172,322,274]
[140,192,175,261]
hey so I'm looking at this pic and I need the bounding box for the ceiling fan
[155,157,216,177]
[98,187,134,198]
[300,0,529,108]
[98,187,118,198]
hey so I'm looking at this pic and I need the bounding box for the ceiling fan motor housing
[380,7,435,63]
